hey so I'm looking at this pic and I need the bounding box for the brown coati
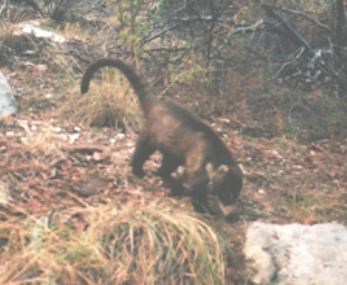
[81,58,243,215]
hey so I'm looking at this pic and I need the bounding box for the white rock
[18,20,66,43]
[0,72,17,118]
[68,133,80,143]
[0,180,12,206]
[244,222,347,285]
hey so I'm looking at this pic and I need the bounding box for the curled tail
[80,58,149,111]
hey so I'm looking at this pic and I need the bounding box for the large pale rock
[18,21,66,43]
[244,222,347,285]
[0,72,17,118]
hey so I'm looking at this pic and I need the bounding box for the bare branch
[267,47,305,82]
[279,7,331,32]
[255,0,314,55]
[143,24,179,44]
[143,47,188,53]
[227,20,264,36]
[334,0,347,54]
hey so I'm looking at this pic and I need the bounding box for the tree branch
[279,7,331,32]
[255,0,314,55]
[334,0,347,54]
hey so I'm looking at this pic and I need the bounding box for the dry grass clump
[57,22,93,40]
[0,199,226,285]
[20,126,64,156]
[0,22,34,65]
[92,200,226,285]
[0,219,108,285]
[0,22,15,37]
[62,69,141,131]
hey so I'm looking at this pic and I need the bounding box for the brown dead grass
[61,68,141,131]
[58,22,92,40]
[0,22,15,37]
[20,126,64,156]
[0,199,226,285]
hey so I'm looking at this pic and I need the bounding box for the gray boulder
[0,72,18,118]
[244,222,347,285]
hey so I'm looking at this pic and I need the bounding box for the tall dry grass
[0,199,226,285]
[62,68,141,131]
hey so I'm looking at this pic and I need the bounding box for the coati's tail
[80,58,149,111]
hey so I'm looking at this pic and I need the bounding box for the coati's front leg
[157,153,184,196]
[131,133,155,177]
[191,187,209,213]
[183,170,209,213]
[183,152,210,213]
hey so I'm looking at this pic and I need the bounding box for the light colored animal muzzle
[218,201,234,216]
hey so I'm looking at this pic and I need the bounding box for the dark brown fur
[81,58,243,214]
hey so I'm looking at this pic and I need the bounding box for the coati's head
[206,163,243,216]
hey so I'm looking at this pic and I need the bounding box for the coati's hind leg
[131,133,155,177]
[157,153,184,196]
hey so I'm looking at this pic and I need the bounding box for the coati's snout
[206,163,243,215]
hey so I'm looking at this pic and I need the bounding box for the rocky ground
[0,8,346,284]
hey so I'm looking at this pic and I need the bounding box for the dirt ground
[1,18,346,284]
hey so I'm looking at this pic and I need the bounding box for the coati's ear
[217,164,229,174]
[206,163,229,181]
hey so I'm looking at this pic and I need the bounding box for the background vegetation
[0,1,346,284]
[2,0,347,140]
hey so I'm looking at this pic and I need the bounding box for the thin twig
[279,7,331,32]
[267,47,305,82]
[226,20,264,37]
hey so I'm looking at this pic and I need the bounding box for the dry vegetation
[61,69,141,130]
[0,200,225,285]
[0,1,346,284]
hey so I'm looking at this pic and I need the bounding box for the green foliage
[116,0,151,58]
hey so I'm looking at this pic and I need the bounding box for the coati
[81,58,243,215]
